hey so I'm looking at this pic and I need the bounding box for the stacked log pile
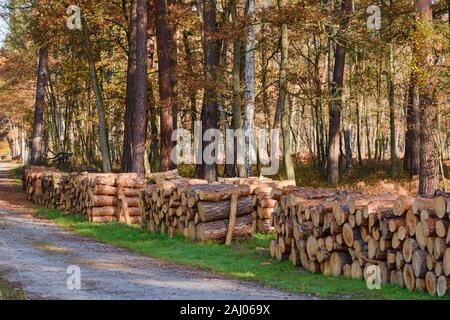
[219,177,296,234]
[141,176,272,242]
[24,167,68,209]
[23,167,146,225]
[269,190,450,297]
[86,174,146,224]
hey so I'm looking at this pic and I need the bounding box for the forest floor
[0,160,448,300]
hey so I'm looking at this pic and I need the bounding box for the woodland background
[0,0,448,196]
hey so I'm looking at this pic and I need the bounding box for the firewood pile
[141,177,255,242]
[23,167,146,225]
[219,177,296,234]
[269,189,450,297]
[24,167,68,209]
[141,175,296,241]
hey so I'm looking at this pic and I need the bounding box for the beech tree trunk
[154,0,174,171]
[31,47,48,165]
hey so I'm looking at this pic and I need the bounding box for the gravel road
[0,160,311,300]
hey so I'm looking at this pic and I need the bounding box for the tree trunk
[404,70,420,175]
[147,33,160,172]
[278,0,295,181]
[168,0,179,133]
[122,0,138,172]
[30,47,48,165]
[326,0,351,185]
[195,0,219,182]
[415,0,439,196]
[388,42,398,178]
[243,0,256,177]
[131,0,148,177]
[154,0,174,171]
[231,0,245,178]
[182,32,197,138]
[81,16,112,173]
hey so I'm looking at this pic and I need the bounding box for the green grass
[0,279,25,300]
[34,208,449,300]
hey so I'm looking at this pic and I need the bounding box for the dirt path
[0,161,310,300]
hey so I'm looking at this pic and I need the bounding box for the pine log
[196,215,253,242]
[426,253,436,271]
[197,185,251,201]
[405,210,417,236]
[342,223,361,247]
[436,276,450,297]
[351,261,363,280]
[444,247,450,276]
[257,207,274,219]
[403,264,415,291]
[306,236,318,261]
[330,252,352,276]
[434,196,448,218]
[415,277,426,291]
[435,261,443,276]
[197,196,253,222]
[412,250,428,278]
[393,196,414,216]
[425,271,437,296]
[435,219,449,238]
[403,238,419,263]
[413,197,435,214]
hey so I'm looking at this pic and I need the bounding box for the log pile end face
[141,177,270,243]
[269,190,450,297]
[24,168,145,225]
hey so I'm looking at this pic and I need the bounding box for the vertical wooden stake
[225,192,238,245]
[117,177,131,226]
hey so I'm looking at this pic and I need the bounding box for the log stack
[141,176,262,242]
[269,190,450,297]
[23,167,146,225]
[86,173,146,224]
[24,167,69,210]
[219,177,296,234]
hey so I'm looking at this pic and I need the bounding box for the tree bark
[182,32,197,137]
[154,0,174,171]
[231,1,245,178]
[168,0,179,133]
[243,0,256,177]
[81,16,112,173]
[388,42,398,178]
[277,1,295,181]
[122,0,138,172]
[195,0,219,182]
[404,69,420,175]
[31,47,48,165]
[326,0,351,185]
[131,0,148,177]
[415,0,440,196]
